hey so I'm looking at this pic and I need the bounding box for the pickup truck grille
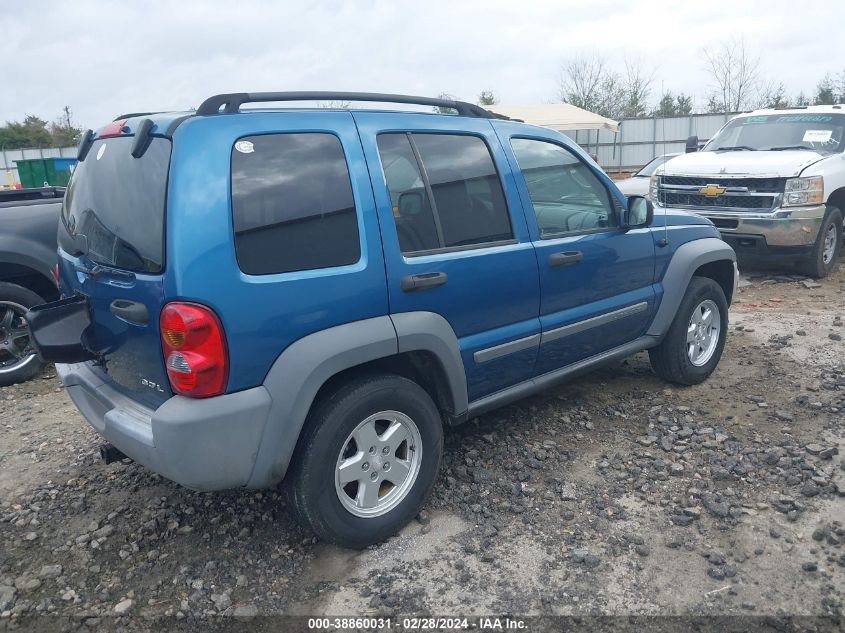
[657,176,786,212]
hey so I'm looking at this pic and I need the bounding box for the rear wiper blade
[714,146,756,151]
[768,145,814,151]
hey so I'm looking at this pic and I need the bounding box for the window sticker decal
[803,130,833,143]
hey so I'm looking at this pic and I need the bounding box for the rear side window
[231,133,360,275]
[377,132,512,254]
[62,137,170,273]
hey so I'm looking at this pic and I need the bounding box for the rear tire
[0,282,45,387]
[649,276,728,386]
[799,206,841,279]
[291,373,443,549]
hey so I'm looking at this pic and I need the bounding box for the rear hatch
[57,129,172,408]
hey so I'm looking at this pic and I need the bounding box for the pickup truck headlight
[783,176,824,207]
[648,173,659,202]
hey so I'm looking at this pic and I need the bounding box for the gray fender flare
[647,237,736,339]
[245,312,467,488]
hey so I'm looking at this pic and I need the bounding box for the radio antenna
[659,80,669,248]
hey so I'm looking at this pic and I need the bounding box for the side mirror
[625,195,653,229]
[685,135,699,153]
[397,191,424,216]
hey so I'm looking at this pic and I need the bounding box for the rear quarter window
[62,136,170,273]
[231,133,360,275]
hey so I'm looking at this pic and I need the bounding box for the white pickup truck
[652,105,845,277]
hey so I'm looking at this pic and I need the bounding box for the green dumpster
[15,157,77,188]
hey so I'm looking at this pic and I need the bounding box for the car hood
[614,176,649,197]
[662,150,829,178]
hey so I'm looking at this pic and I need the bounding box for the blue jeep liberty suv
[27,92,737,548]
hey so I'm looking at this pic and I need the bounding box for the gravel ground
[2,265,845,632]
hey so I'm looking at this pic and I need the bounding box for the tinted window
[62,137,170,273]
[510,138,616,237]
[377,133,513,254]
[231,133,360,275]
[413,134,512,248]
[376,134,439,252]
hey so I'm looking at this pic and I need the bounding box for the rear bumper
[57,362,272,491]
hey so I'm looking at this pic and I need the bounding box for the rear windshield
[62,137,171,273]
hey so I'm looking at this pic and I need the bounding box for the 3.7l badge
[140,378,164,393]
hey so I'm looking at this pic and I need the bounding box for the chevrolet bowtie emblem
[699,184,727,197]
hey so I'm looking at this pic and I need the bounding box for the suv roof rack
[195,91,505,119]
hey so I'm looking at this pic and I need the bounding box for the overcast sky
[2,0,843,129]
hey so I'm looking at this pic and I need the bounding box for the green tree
[815,74,838,105]
[0,115,52,149]
[652,92,693,116]
[477,90,497,106]
[50,106,83,146]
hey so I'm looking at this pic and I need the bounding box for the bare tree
[621,57,655,118]
[702,38,761,112]
[558,53,608,114]
[757,81,789,109]
[558,53,654,119]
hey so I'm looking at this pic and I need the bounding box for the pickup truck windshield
[61,136,170,274]
[704,113,845,153]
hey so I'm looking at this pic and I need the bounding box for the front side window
[377,132,513,254]
[231,133,360,275]
[510,138,617,238]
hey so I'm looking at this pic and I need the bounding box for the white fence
[564,112,739,172]
[1,146,77,188]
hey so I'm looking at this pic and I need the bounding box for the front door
[494,122,657,376]
[354,113,540,401]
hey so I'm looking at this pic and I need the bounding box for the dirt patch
[1,266,844,629]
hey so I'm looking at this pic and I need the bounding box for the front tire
[291,373,443,549]
[0,282,45,387]
[800,206,842,279]
[649,276,728,386]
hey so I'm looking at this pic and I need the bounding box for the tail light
[159,302,228,398]
[52,264,59,287]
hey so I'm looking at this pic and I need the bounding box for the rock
[801,562,818,572]
[93,525,114,539]
[14,577,41,592]
[38,564,63,579]
[234,604,259,617]
[800,483,820,497]
[211,593,232,611]
[802,280,822,289]
[0,585,16,611]
[114,599,133,615]
[571,548,588,563]
[829,333,842,341]
[702,494,730,518]
[818,447,839,460]
[236,575,248,588]
[583,554,601,568]
[417,510,431,525]
[635,544,650,557]
[805,444,824,455]
[707,567,726,580]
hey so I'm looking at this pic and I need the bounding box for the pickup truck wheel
[799,206,842,279]
[0,282,45,387]
[291,373,443,549]
[648,276,728,386]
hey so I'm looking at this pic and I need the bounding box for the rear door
[355,112,540,401]
[493,122,657,375]
[58,130,172,408]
